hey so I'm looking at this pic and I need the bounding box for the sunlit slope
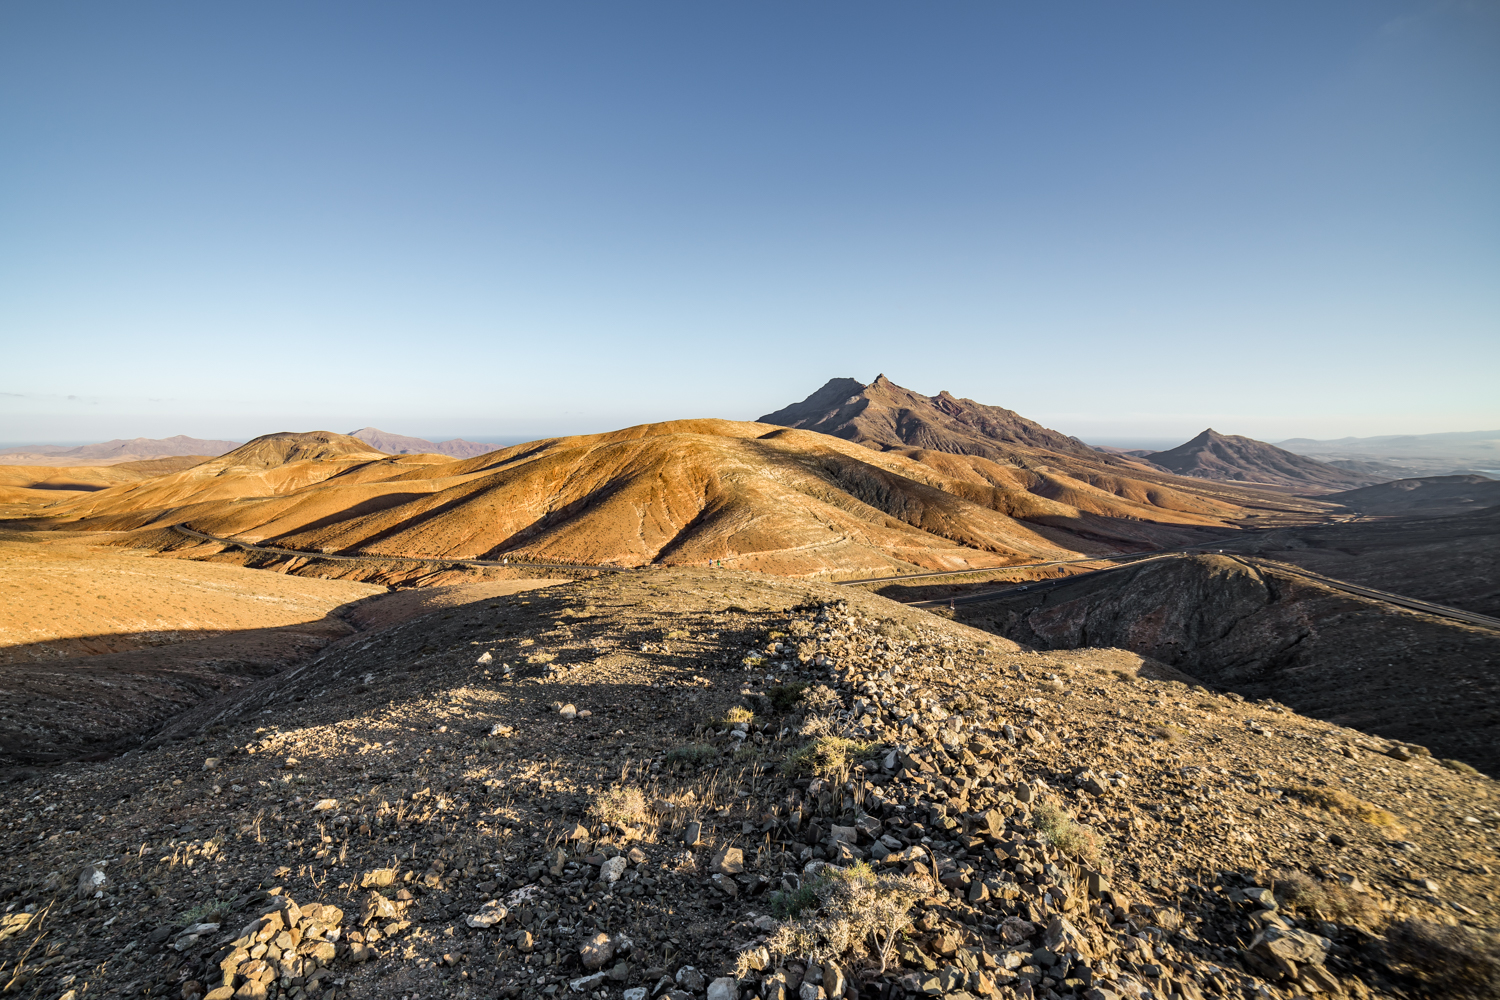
[34,420,1299,576]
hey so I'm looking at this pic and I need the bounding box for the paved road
[903,551,1500,631]
[171,524,631,575]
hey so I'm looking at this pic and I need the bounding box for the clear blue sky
[2,1,1496,448]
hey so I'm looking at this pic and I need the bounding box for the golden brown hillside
[19,422,1330,580]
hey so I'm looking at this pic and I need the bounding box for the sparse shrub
[1151,724,1184,742]
[588,785,647,826]
[1384,919,1500,999]
[760,862,925,973]
[767,630,787,641]
[664,744,718,769]
[1441,758,1482,777]
[1111,670,1133,682]
[732,744,763,763]
[1291,786,1400,827]
[1270,870,1381,929]
[782,736,883,778]
[1032,801,1103,866]
[767,682,809,712]
[180,899,235,925]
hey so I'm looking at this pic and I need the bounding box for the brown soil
[0,531,564,770]
[0,569,1493,1000]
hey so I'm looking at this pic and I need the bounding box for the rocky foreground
[1,569,1496,1000]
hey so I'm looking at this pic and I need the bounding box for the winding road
[901,551,1500,631]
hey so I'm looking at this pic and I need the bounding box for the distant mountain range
[347,427,501,459]
[0,435,241,466]
[1277,428,1500,477]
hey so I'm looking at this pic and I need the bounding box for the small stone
[580,931,616,970]
[627,846,648,864]
[828,824,858,845]
[740,944,770,970]
[1385,744,1414,762]
[76,864,106,899]
[203,758,221,770]
[489,722,514,737]
[677,966,706,992]
[477,651,494,665]
[466,900,508,928]
[565,822,590,841]
[710,845,744,874]
[559,704,578,719]
[708,977,739,1000]
[601,856,628,883]
[684,821,702,846]
[570,972,609,993]
[361,868,396,888]
[625,990,648,1000]
[311,798,338,812]
[515,929,535,952]
[711,873,739,898]
[1015,782,1034,804]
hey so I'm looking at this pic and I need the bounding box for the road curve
[171,524,631,575]
[903,552,1500,632]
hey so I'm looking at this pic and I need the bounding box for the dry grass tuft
[1441,758,1482,777]
[757,862,925,973]
[1032,801,1103,866]
[1384,919,1500,999]
[722,705,755,726]
[1270,870,1382,929]
[782,736,883,778]
[588,785,647,825]
[1152,724,1184,742]
[1291,786,1401,827]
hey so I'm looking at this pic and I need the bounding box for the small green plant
[767,682,809,712]
[732,744,764,763]
[664,744,718,768]
[1032,801,1102,866]
[767,630,787,640]
[180,899,235,925]
[769,883,820,919]
[588,785,647,825]
[722,706,755,726]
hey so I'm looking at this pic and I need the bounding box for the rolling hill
[18,420,1329,579]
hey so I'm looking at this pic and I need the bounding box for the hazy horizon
[4,3,1497,445]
